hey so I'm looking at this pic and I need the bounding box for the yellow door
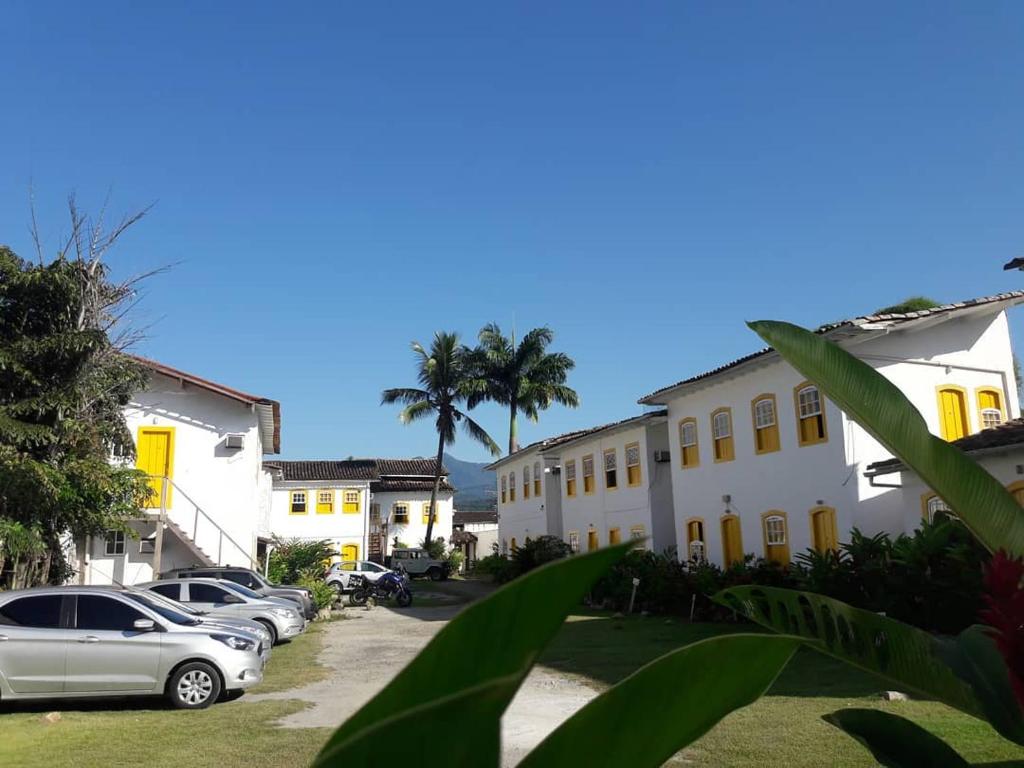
[136,428,174,508]
[341,543,359,561]
[587,530,599,551]
[608,528,621,545]
[721,516,743,567]
[810,508,838,553]
[1011,485,1024,506]
[939,389,968,441]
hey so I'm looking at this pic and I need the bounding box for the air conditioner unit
[224,433,245,450]
[653,450,671,463]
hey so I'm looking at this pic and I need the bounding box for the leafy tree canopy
[874,296,941,314]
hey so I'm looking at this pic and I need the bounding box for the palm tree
[382,331,500,547]
[467,324,579,454]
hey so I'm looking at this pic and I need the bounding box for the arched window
[500,475,507,504]
[587,528,599,551]
[809,506,838,552]
[686,518,706,561]
[565,460,577,497]
[625,442,642,486]
[721,514,743,567]
[679,419,699,468]
[936,386,969,441]
[751,395,780,454]
[523,465,531,499]
[795,384,828,446]
[761,511,790,564]
[711,408,734,462]
[1006,481,1024,507]
[604,448,618,490]
[533,461,542,496]
[509,471,516,502]
[921,493,953,524]
[567,531,580,552]
[582,455,595,494]
[977,388,1005,430]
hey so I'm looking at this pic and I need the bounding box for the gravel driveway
[250,593,597,766]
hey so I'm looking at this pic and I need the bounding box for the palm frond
[458,411,501,456]
[381,388,431,406]
[399,400,436,425]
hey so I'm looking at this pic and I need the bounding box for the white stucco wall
[269,481,372,560]
[659,308,1019,566]
[494,447,558,551]
[372,490,454,554]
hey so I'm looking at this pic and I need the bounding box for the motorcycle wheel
[349,589,369,607]
[396,591,412,608]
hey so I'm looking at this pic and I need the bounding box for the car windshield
[247,571,272,588]
[123,591,200,625]
[139,589,205,616]
[219,581,262,600]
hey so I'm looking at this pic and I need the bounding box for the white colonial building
[78,356,281,585]
[265,458,454,561]
[637,291,1023,566]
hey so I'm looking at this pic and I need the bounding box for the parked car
[159,566,317,620]
[141,578,305,645]
[389,548,450,581]
[0,586,263,709]
[324,560,398,594]
[131,587,273,665]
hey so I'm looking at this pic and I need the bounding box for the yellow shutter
[939,389,968,441]
[136,428,174,508]
[721,517,743,566]
[609,528,621,545]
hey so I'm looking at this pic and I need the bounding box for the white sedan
[324,561,394,593]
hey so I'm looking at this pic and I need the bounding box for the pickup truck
[389,548,450,581]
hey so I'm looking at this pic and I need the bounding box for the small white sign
[631,577,640,586]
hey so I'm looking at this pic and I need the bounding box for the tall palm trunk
[508,396,519,454]
[424,429,445,547]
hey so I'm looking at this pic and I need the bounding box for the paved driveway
[250,590,597,766]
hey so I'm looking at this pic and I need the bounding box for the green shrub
[511,535,571,573]
[445,546,464,574]
[267,538,335,584]
[298,569,337,612]
[473,553,519,583]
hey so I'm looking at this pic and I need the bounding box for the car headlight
[211,633,256,651]
[271,607,297,618]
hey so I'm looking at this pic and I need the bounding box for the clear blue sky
[2,2,1023,462]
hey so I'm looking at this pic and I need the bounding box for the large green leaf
[748,319,1024,557]
[518,634,800,768]
[939,625,1024,745]
[315,673,521,767]
[822,709,969,767]
[315,544,630,760]
[715,586,982,717]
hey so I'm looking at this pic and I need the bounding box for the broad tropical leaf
[715,586,981,717]
[939,625,1024,745]
[315,544,631,759]
[748,319,1024,557]
[822,709,969,767]
[315,673,522,767]
[518,634,800,768]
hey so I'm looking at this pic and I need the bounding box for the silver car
[141,578,305,645]
[0,586,263,709]
[132,588,273,665]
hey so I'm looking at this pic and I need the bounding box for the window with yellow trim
[510,471,517,502]
[795,384,828,446]
[523,465,531,499]
[977,388,1005,430]
[762,512,790,563]
[393,502,409,524]
[567,530,580,552]
[587,528,599,551]
[533,461,541,496]
[625,442,641,486]
[921,494,953,523]
[937,386,969,441]
[422,501,438,524]
[565,460,577,497]
[629,525,646,543]
[752,395,780,454]
[608,527,621,545]
[342,489,361,513]
[679,419,699,468]
[289,490,307,514]
[711,409,734,462]
[686,519,706,561]
[603,448,618,490]
[500,475,507,504]
[315,490,334,514]
[721,515,743,567]
[582,455,595,494]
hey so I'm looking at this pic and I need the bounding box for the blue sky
[2,2,1023,462]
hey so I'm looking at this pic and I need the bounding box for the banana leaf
[823,708,969,767]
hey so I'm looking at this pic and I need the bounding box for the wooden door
[136,428,174,508]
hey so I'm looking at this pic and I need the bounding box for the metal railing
[147,476,257,570]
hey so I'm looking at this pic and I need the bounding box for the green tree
[467,324,579,454]
[874,296,940,314]
[382,332,500,546]
[0,205,152,584]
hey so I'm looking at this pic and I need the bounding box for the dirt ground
[249,581,596,766]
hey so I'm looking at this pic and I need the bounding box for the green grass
[540,613,1024,767]
[254,617,335,693]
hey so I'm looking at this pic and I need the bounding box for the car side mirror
[133,618,156,632]
[222,594,244,604]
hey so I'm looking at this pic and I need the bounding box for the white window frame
[981,408,1003,430]
[754,398,776,429]
[568,531,580,553]
[764,515,786,546]
[798,386,822,419]
[680,421,697,447]
[712,411,732,439]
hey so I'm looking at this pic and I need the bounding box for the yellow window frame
[976,387,1005,430]
[315,489,334,514]
[582,454,595,495]
[422,501,439,524]
[565,459,577,497]
[603,448,618,491]
[751,394,780,455]
[289,489,308,515]
[794,382,829,446]
[625,441,642,487]
[393,502,410,524]
[342,489,361,513]
[935,384,970,441]
[678,418,699,469]
[711,407,734,462]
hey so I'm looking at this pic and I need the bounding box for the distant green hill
[444,453,496,510]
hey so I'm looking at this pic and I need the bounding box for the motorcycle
[349,569,413,608]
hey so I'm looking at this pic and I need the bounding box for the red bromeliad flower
[980,550,1024,709]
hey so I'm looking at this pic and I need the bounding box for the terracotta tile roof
[372,478,455,493]
[376,458,448,477]
[638,291,1024,405]
[265,458,450,484]
[454,510,498,525]
[129,354,281,454]
[867,418,1024,476]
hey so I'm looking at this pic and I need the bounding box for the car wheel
[168,662,222,710]
[329,581,344,595]
[256,618,278,646]
[428,567,442,581]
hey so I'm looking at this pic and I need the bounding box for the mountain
[444,453,496,511]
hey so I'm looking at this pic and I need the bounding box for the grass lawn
[0,620,337,768]
[541,613,1024,767]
